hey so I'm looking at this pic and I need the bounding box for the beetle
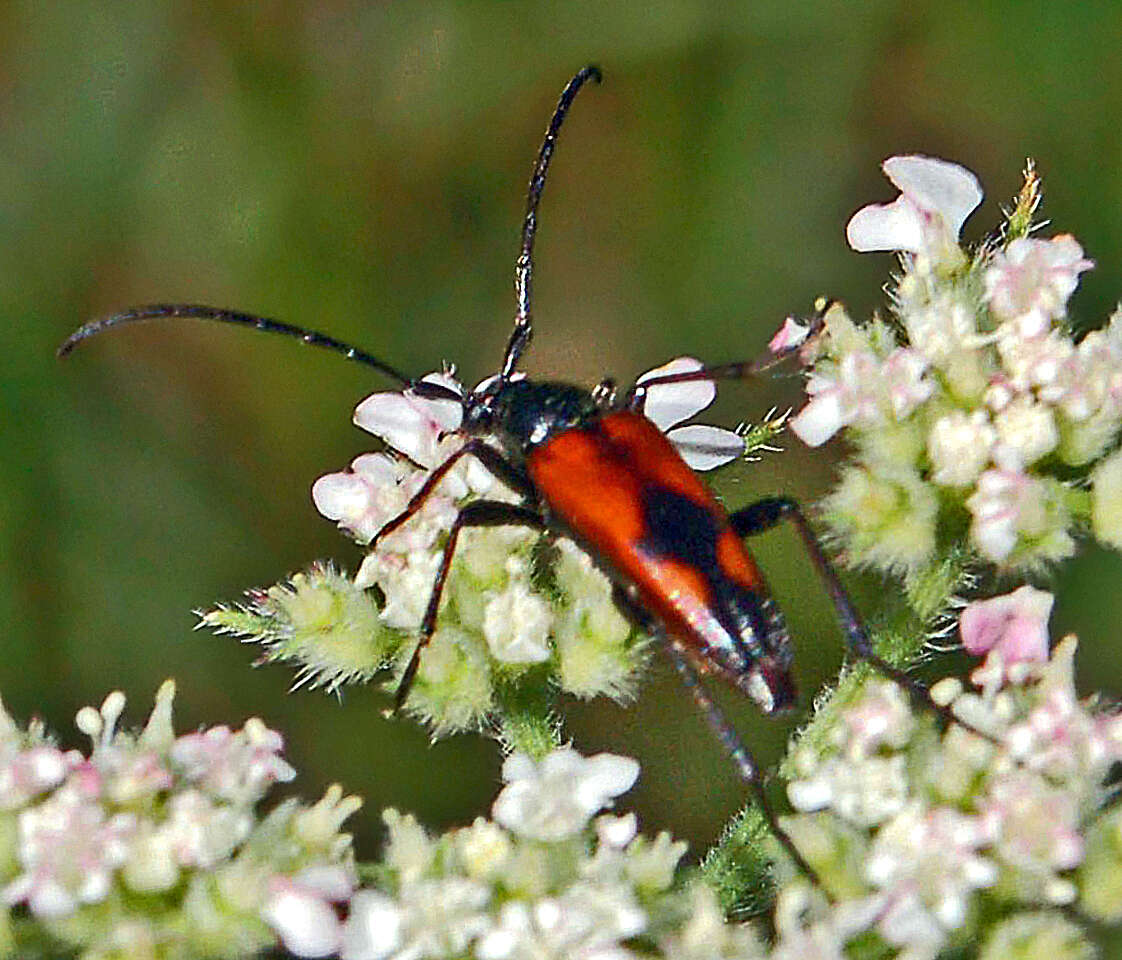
[61,65,965,880]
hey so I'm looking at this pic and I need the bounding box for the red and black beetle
[61,66,953,879]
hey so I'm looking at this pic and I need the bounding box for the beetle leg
[664,639,823,886]
[624,300,834,410]
[371,440,535,549]
[393,500,548,712]
[729,496,1000,745]
[608,584,823,886]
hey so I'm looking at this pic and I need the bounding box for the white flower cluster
[784,156,1122,570]
[0,682,361,960]
[772,594,1122,959]
[313,746,770,960]
[218,359,773,737]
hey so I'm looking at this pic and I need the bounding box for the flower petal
[847,195,927,253]
[789,388,848,447]
[637,357,715,430]
[960,585,1053,663]
[413,372,465,432]
[666,424,744,471]
[882,156,983,240]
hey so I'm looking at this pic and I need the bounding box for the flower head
[0,684,359,959]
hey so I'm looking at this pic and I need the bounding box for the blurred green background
[4,0,1122,882]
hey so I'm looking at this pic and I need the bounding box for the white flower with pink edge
[846,156,983,262]
[984,234,1093,337]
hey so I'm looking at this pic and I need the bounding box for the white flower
[353,372,464,470]
[964,469,1044,562]
[341,890,403,960]
[788,754,909,828]
[394,877,493,958]
[638,357,745,470]
[790,348,931,447]
[492,748,639,841]
[483,581,553,664]
[992,396,1058,470]
[476,883,645,960]
[865,803,997,931]
[984,235,1093,336]
[846,156,983,261]
[262,867,354,959]
[312,454,411,545]
[927,410,995,487]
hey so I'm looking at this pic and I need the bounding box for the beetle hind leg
[664,639,823,886]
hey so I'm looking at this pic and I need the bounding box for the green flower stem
[494,680,562,759]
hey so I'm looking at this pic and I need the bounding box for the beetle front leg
[393,499,548,712]
[729,496,998,744]
[372,440,535,548]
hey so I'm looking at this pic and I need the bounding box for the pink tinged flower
[341,890,403,960]
[638,357,745,470]
[965,469,1043,562]
[979,772,1084,877]
[790,348,930,447]
[0,744,70,809]
[842,682,914,757]
[865,803,997,931]
[4,786,137,918]
[163,790,252,867]
[767,315,813,354]
[263,867,355,959]
[313,454,410,544]
[353,372,464,469]
[960,585,1053,664]
[846,156,983,259]
[170,719,296,805]
[984,235,1094,335]
[492,747,640,841]
[882,348,934,418]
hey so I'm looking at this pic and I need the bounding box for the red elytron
[61,66,958,881]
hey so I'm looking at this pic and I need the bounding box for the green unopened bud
[1078,803,1122,922]
[822,465,937,573]
[200,563,396,692]
[1091,448,1122,551]
[401,627,494,735]
[978,912,1093,960]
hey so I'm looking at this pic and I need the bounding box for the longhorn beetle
[61,65,972,881]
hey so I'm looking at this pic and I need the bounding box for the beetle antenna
[502,64,602,379]
[58,303,463,402]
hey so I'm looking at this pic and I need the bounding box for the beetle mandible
[61,65,965,881]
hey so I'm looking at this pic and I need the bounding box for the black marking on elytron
[638,486,773,672]
[640,487,721,568]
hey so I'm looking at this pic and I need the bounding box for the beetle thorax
[465,378,600,454]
